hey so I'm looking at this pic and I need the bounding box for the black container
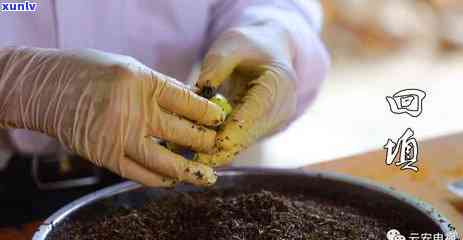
[33,168,458,239]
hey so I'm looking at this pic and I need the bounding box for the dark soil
[53,190,409,240]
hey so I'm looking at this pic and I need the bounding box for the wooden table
[306,132,463,233]
[2,133,463,239]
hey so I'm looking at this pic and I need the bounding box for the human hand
[196,23,297,166]
[0,47,225,186]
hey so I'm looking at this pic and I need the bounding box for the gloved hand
[196,23,297,166]
[0,47,225,186]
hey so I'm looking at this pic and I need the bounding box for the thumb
[197,51,241,96]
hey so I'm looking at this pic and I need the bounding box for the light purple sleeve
[205,0,330,118]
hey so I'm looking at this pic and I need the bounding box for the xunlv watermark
[0,1,37,12]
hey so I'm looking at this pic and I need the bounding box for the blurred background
[235,0,463,167]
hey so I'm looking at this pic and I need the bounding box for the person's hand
[0,47,225,186]
[196,23,297,166]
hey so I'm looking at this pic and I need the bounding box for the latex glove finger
[152,111,216,153]
[197,69,296,166]
[119,156,177,187]
[127,138,217,186]
[0,48,221,187]
[197,25,293,94]
[197,51,241,94]
[155,74,225,127]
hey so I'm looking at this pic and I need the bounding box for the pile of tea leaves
[54,190,394,240]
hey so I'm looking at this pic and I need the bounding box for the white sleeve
[206,0,323,43]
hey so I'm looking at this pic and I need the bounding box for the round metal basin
[33,168,458,239]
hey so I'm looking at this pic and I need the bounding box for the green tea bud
[210,94,232,117]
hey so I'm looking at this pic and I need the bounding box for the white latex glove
[0,47,225,186]
[196,22,297,166]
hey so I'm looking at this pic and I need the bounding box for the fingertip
[197,54,220,88]
[191,163,218,186]
[204,170,218,186]
[197,53,238,91]
[127,140,216,187]
[155,82,225,127]
[205,101,227,127]
[178,165,217,186]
